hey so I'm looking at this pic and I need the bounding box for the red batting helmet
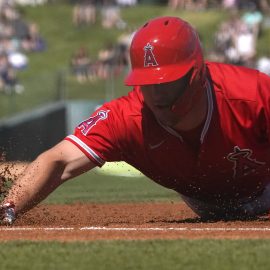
[125,16,205,86]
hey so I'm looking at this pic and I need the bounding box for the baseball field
[1,2,270,269]
[1,168,270,270]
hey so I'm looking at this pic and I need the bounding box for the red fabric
[66,62,270,203]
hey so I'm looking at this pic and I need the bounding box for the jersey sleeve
[65,104,122,167]
[257,71,270,140]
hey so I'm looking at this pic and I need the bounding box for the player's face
[141,75,189,127]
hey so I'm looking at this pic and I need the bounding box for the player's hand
[0,202,16,225]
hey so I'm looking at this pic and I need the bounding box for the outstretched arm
[1,140,96,221]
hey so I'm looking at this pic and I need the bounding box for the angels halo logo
[78,110,110,136]
[227,146,265,178]
[144,43,158,67]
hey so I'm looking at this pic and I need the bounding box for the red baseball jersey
[66,62,270,204]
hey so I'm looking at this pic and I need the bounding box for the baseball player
[1,16,270,224]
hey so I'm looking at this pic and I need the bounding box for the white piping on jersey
[67,135,105,166]
[158,79,213,144]
[200,79,213,143]
[161,124,184,142]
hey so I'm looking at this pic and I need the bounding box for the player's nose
[150,84,167,97]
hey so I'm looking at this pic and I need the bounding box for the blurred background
[0,0,270,161]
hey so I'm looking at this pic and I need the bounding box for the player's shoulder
[206,61,266,101]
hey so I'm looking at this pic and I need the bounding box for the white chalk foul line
[80,227,270,232]
[0,227,74,231]
[1,226,270,232]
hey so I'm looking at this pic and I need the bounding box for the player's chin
[160,119,179,128]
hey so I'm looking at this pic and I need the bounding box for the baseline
[1,226,270,232]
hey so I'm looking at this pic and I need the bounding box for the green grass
[257,27,270,56]
[1,240,270,270]
[0,3,167,117]
[44,170,179,204]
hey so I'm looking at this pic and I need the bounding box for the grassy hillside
[1,3,269,119]
[0,3,232,118]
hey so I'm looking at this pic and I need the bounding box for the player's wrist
[0,202,16,225]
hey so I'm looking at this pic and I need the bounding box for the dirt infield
[1,202,270,241]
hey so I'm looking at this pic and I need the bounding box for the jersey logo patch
[149,140,165,150]
[227,146,265,178]
[144,43,158,67]
[78,110,110,136]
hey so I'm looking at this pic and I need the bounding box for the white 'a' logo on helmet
[144,43,158,67]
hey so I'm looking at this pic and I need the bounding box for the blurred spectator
[168,0,183,9]
[95,43,126,79]
[72,0,96,27]
[116,0,137,6]
[70,46,92,83]
[167,0,270,10]
[233,23,256,66]
[20,23,46,52]
[116,29,135,68]
[111,41,129,75]
[1,1,17,21]
[97,42,115,79]
[0,37,19,54]
[13,0,47,5]
[70,32,131,83]
[259,0,270,12]
[0,1,46,94]
[222,0,238,10]
[241,3,263,38]
[238,0,258,9]
[193,0,207,10]
[11,13,30,40]
[256,56,270,75]
[211,10,259,68]
[0,52,23,94]
[101,0,126,29]
[168,0,207,10]
[168,0,194,10]
[213,13,241,61]
[8,51,28,69]
[214,22,232,58]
